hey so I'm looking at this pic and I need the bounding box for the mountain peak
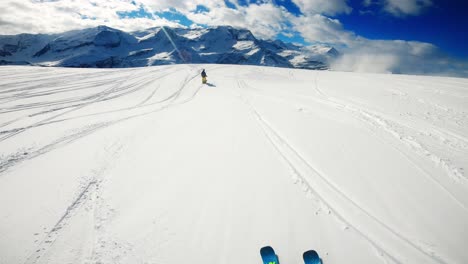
[0,26,336,69]
[96,25,117,32]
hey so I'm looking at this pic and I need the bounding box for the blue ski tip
[260,246,279,264]
[303,250,321,264]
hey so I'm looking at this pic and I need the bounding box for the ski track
[23,139,127,264]
[239,73,468,211]
[1,65,466,264]
[307,96,468,211]
[0,66,189,141]
[0,66,205,177]
[0,70,138,112]
[0,67,174,124]
[236,79,452,264]
[0,64,221,133]
[2,66,206,264]
[314,74,467,201]
[0,122,114,175]
[23,180,99,264]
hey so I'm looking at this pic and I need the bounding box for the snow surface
[233,41,256,51]
[0,65,467,264]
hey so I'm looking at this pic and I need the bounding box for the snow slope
[0,65,467,264]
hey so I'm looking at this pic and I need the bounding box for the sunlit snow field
[0,65,467,264]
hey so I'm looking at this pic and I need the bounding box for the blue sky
[278,0,468,59]
[117,0,467,59]
[336,0,468,59]
[0,0,466,76]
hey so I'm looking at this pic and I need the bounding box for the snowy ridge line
[237,80,449,264]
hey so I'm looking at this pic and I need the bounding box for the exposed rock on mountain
[0,26,338,69]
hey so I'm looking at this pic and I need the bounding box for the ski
[260,246,279,264]
[303,250,321,264]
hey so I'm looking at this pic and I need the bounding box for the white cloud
[186,3,290,39]
[362,0,373,7]
[360,0,433,17]
[137,0,226,14]
[331,39,467,77]
[0,1,290,39]
[288,12,466,77]
[0,0,464,77]
[292,0,352,16]
[383,0,433,16]
[0,0,183,35]
[331,40,430,73]
[291,14,355,45]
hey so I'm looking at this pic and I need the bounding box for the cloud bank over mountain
[0,0,466,77]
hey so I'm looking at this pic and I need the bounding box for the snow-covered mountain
[0,26,337,69]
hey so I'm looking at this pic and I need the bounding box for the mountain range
[0,25,338,69]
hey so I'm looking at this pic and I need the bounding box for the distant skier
[201,69,207,84]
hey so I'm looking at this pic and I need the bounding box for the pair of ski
[260,246,321,264]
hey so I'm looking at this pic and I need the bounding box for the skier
[201,69,207,84]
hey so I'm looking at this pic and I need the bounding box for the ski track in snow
[0,67,177,140]
[0,66,206,176]
[309,74,468,210]
[236,79,449,264]
[24,180,99,264]
[0,65,207,264]
[0,65,467,264]
[320,77,468,208]
[23,138,127,264]
[240,73,468,207]
[0,122,113,175]
[231,67,467,263]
